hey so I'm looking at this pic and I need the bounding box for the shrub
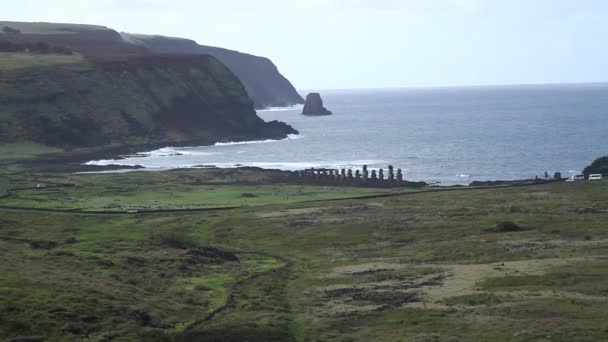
[484,221,526,233]
[583,156,608,178]
[445,292,502,306]
[0,40,73,55]
[64,237,78,244]
[151,231,196,249]
[2,26,21,34]
[240,193,258,198]
[29,240,58,249]
[495,221,524,232]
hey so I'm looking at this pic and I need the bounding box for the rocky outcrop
[302,93,332,116]
[121,34,304,109]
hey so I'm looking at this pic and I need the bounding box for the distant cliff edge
[121,33,304,109]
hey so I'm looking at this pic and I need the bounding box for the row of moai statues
[295,165,404,183]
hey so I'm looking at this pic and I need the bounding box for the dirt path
[182,251,292,333]
[0,205,239,215]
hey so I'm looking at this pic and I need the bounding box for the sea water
[87,84,608,185]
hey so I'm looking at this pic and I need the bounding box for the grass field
[0,143,64,160]
[1,163,607,341]
[0,169,401,210]
[0,21,110,34]
[0,52,86,70]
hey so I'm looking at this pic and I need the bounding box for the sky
[4,0,608,89]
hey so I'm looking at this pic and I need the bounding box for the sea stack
[302,93,333,116]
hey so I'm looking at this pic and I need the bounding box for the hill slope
[121,33,304,109]
[0,22,297,148]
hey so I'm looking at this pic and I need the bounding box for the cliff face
[0,22,298,148]
[121,34,304,109]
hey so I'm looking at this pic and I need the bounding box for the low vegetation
[0,21,111,34]
[1,161,607,341]
[2,26,21,34]
[0,168,394,210]
[0,40,73,55]
[0,52,85,70]
[583,156,608,177]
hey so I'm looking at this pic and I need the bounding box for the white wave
[214,134,302,146]
[83,158,388,171]
[142,147,189,157]
[256,104,304,112]
[197,159,388,171]
[84,159,130,166]
[134,147,221,157]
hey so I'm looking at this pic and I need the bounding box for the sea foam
[256,104,303,112]
[214,134,301,146]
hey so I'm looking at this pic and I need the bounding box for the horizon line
[299,81,608,92]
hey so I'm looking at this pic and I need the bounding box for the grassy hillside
[2,21,304,110]
[0,52,85,70]
[0,51,296,148]
[0,21,298,150]
[121,33,304,109]
[0,21,111,34]
[1,163,607,341]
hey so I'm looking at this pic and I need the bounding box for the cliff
[0,22,297,148]
[121,34,304,109]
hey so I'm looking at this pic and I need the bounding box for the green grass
[0,21,110,34]
[0,52,86,70]
[444,292,503,306]
[1,166,608,341]
[0,142,64,160]
[0,169,398,210]
[481,260,608,296]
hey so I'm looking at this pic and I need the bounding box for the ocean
[87,84,608,185]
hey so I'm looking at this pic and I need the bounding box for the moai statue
[363,165,369,180]
[379,168,384,181]
[554,172,562,180]
[341,169,346,181]
[371,170,377,180]
[347,169,353,180]
[388,165,394,182]
[397,169,403,182]
[355,170,361,180]
[544,171,549,179]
